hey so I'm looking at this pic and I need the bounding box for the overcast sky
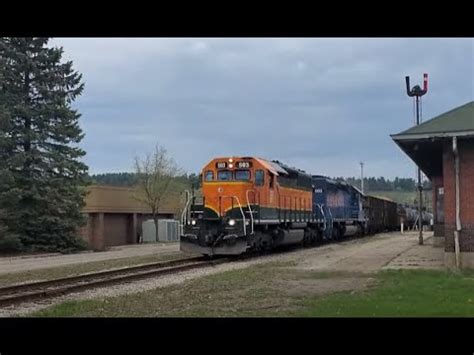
[52,38,474,179]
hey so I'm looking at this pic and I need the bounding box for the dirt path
[0,243,180,275]
[293,230,442,273]
[383,234,444,270]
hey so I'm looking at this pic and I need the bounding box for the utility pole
[360,162,364,194]
[405,73,428,245]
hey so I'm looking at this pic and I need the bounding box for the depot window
[204,170,214,181]
[217,170,233,181]
[235,170,250,181]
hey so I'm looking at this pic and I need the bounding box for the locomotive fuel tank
[343,225,360,236]
[272,228,305,246]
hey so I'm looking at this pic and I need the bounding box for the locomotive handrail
[327,208,334,223]
[220,195,247,236]
[245,189,256,235]
[327,208,334,238]
[181,190,191,227]
[317,204,327,231]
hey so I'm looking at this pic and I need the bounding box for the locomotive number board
[215,161,252,169]
[235,161,252,169]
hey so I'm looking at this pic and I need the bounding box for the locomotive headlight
[228,163,233,169]
[191,219,197,226]
[228,158,234,163]
[228,219,236,226]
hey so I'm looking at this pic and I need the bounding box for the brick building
[80,185,179,250]
[392,101,474,268]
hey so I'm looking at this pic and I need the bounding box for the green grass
[298,269,474,317]
[18,244,474,319]
[29,261,474,318]
[369,190,432,208]
[369,190,416,204]
[31,261,299,317]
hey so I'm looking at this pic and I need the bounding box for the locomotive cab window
[217,170,233,181]
[235,170,250,181]
[255,170,264,186]
[204,170,214,181]
[269,173,275,188]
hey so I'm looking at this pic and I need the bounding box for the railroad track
[0,256,231,307]
[0,232,384,308]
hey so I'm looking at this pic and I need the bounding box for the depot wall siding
[443,140,474,256]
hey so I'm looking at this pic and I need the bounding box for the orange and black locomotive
[180,156,314,256]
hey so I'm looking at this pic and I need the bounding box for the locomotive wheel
[301,229,311,248]
[340,226,346,238]
[265,238,274,252]
[301,235,309,248]
[316,230,323,244]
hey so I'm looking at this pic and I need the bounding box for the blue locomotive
[312,175,367,240]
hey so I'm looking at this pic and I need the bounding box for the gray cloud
[52,38,474,178]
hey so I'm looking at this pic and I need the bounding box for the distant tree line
[89,172,200,189]
[90,173,431,193]
[88,172,138,186]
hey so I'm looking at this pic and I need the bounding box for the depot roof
[391,101,474,140]
[391,101,474,178]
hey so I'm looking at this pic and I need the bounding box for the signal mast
[405,73,428,245]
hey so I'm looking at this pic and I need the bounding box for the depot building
[392,101,474,268]
[79,185,179,250]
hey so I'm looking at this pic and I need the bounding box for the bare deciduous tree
[134,144,181,241]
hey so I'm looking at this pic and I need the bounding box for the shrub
[0,228,24,253]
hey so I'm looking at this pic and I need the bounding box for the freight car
[401,204,433,230]
[363,195,399,233]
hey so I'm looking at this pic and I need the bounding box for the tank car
[397,204,407,227]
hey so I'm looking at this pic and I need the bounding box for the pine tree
[0,37,88,252]
[0,208,23,252]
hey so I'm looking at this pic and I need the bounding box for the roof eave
[391,130,474,141]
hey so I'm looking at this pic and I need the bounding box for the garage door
[104,213,129,246]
